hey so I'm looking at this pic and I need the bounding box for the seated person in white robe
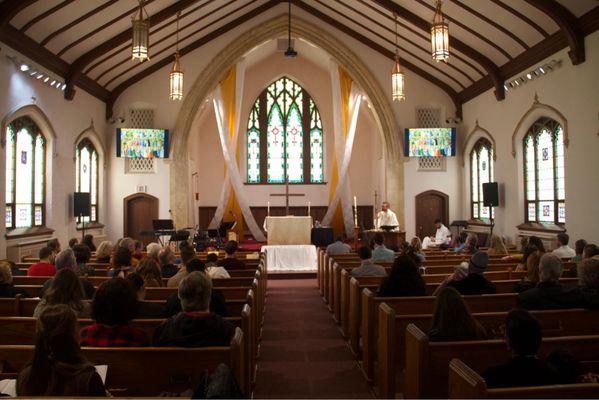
[422,219,452,249]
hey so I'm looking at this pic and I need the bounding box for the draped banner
[322,64,362,237]
[210,64,266,242]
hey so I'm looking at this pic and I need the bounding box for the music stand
[152,219,174,231]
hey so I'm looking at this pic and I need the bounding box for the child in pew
[80,278,149,347]
[73,244,94,277]
[17,304,107,397]
[428,287,487,342]
[126,272,167,318]
[0,261,30,298]
[377,255,426,297]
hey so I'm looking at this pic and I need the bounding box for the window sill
[76,222,105,231]
[516,222,566,234]
[467,218,493,227]
[5,226,55,240]
[244,182,328,186]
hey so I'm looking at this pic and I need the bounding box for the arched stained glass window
[246,76,324,184]
[76,139,99,223]
[470,138,494,221]
[5,117,46,229]
[524,118,565,224]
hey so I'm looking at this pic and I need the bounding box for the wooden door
[124,193,158,244]
[415,190,449,239]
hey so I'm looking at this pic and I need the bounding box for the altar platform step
[268,271,316,280]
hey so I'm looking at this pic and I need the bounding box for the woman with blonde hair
[95,241,113,263]
[136,257,163,287]
[0,261,29,298]
[488,234,508,256]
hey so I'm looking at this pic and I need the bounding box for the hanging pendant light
[431,0,450,62]
[132,0,150,61]
[391,13,405,101]
[284,2,297,58]
[169,11,183,101]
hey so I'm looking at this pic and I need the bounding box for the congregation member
[432,262,469,296]
[118,238,139,267]
[41,249,95,299]
[552,233,576,259]
[166,245,197,287]
[126,272,167,318]
[349,246,386,277]
[47,238,61,254]
[136,257,163,287]
[375,201,399,228]
[428,287,487,341]
[73,244,94,276]
[153,272,235,347]
[80,278,149,347]
[109,247,135,278]
[205,252,230,279]
[409,237,426,263]
[517,253,589,310]
[95,241,113,263]
[372,233,396,263]
[34,268,91,318]
[133,240,144,260]
[0,260,29,298]
[68,238,79,249]
[459,234,479,254]
[513,246,542,293]
[572,239,587,263]
[483,309,558,388]
[146,242,162,262]
[326,235,352,255]
[377,255,426,297]
[452,231,469,253]
[82,234,96,252]
[487,234,508,256]
[217,241,246,270]
[422,219,451,249]
[158,247,179,278]
[584,244,599,260]
[27,247,56,277]
[447,251,496,295]
[17,304,107,397]
[578,258,599,295]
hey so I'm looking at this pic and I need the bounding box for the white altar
[263,216,316,271]
[265,216,312,245]
[261,245,318,272]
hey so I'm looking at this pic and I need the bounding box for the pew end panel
[377,303,396,399]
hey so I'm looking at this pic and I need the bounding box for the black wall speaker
[74,192,91,217]
[482,182,499,207]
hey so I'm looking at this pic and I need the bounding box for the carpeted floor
[253,279,374,399]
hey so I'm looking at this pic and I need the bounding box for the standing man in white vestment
[422,219,452,249]
[376,202,399,228]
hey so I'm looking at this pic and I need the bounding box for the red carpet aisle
[253,279,374,398]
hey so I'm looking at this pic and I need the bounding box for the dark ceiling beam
[65,0,202,101]
[372,0,505,101]
[21,0,77,32]
[524,0,585,65]
[106,0,280,119]
[290,0,463,118]
[0,0,37,26]
[488,0,549,38]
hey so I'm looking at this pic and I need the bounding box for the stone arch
[1,104,57,157]
[462,120,497,167]
[169,15,402,228]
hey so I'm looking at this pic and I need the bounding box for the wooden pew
[0,328,248,397]
[448,358,599,399]
[401,325,599,399]
[379,307,599,397]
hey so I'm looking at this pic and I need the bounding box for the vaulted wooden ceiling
[1,0,598,118]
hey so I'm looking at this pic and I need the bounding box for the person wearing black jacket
[0,261,29,298]
[447,251,496,295]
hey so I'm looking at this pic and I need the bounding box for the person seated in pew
[17,304,107,397]
[517,253,590,310]
[552,233,576,259]
[409,237,426,263]
[166,245,197,288]
[133,240,144,261]
[126,272,167,318]
[82,234,96,252]
[571,239,587,264]
[487,234,508,256]
[108,247,135,279]
[80,278,149,347]
[205,253,230,279]
[153,271,234,347]
[447,251,496,295]
[35,268,91,318]
[482,309,558,388]
[117,237,139,267]
[165,258,228,317]
[452,231,469,253]
[146,242,162,262]
[578,258,599,295]
[457,234,479,255]
[349,246,387,278]
[432,262,469,296]
[95,241,113,264]
[217,241,246,271]
[377,255,426,297]
[326,235,352,256]
[428,287,487,342]
[27,246,56,277]
[372,233,396,263]
[41,249,95,300]
[136,257,163,287]
[422,219,452,250]
[583,244,599,260]
[513,246,542,293]
[158,247,179,279]
[73,244,94,276]
[0,260,30,298]
[47,238,62,254]
[68,237,79,249]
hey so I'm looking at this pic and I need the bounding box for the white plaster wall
[461,31,599,244]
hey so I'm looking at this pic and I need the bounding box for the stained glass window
[523,118,565,224]
[470,138,494,221]
[76,139,99,223]
[246,76,324,184]
[5,117,46,229]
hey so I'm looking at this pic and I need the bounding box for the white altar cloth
[261,245,317,272]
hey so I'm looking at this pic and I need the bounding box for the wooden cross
[270,177,305,216]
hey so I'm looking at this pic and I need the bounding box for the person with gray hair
[517,253,589,310]
[152,272,234,347]
[578,258,599,293]
[146,242,162,261]
[40,249,95,299]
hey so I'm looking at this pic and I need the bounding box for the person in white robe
[422,219,452,249]
[376,202,399,229]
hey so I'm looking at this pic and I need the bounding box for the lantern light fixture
[431,0,450,62]
[169,11,184,101]
[391,13,406,101]
[131,0,150,62]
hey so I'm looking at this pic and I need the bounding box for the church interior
[1,0,599,398]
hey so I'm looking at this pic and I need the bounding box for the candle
[267,201,270,216]
[308,201,311,216]
[353,196,358,227]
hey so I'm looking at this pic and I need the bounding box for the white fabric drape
[322,64,363,237]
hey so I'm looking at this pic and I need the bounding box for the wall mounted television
[404,127,456,157]
[116,128,169,158]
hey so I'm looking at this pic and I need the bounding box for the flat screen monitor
[404,127,456,157]
[116,128,169,158]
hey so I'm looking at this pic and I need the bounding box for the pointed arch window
[470,138,494,221]
[76,139,99,223]
[5,117,46,229]
[523,118,565,225]
[246,76,324,184]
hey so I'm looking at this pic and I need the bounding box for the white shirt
[434,224,451,243]
[377,209,399,228]
[552,245,576,259]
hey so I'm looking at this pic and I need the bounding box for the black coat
[483,356,558,388]
[447,273,496,295]
[153,312,234,347]
[165,289,228,317]
[517,282,591,310]
[0,283,29,298]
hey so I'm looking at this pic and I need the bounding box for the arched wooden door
[124,193,158,244]
[415,190,449,240]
